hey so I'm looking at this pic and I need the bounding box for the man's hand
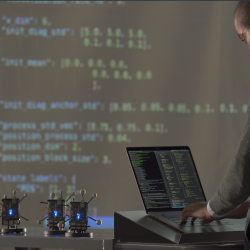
[181,203,215,224]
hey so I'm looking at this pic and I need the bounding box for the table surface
[0,226,245,250]
[0,227,114,250]
[115,242,244,250]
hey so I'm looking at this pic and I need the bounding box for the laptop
[126,146,242,234]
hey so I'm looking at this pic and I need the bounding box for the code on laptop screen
[128,149,206,209]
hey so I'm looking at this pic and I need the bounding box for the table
[0,227,114,250]
[114,242,244,250]
[0,224,245,250]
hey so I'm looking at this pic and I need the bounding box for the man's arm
[209,101,250,216]
[182,201,249,223]
[182,100,250,222]
[222,201,249,219]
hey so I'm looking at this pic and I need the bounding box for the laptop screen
[127,147,206,211]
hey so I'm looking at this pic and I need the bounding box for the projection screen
[0,1,248,227]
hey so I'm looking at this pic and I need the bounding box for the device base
[1,228,26,234]
[44,229,67,235]
[65,231,93,237]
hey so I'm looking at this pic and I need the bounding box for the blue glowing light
[9,210,13,215]
[77,213,80,220]
[54,211,58,217]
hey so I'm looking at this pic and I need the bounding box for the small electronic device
[65,189,102,237]
[37,191,72,235]
[38,190,102,236]
[0,191,28,234]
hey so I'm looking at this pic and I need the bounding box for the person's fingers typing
[191,217,197,222]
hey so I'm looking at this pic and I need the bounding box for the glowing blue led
[9,210,13,215]
[54,211,58,217]
[77,213,80,220]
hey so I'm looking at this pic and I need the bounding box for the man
[181,2,250,248]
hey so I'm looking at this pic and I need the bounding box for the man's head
[234,1,250,48]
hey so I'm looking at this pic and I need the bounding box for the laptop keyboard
[162,215,233,227]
